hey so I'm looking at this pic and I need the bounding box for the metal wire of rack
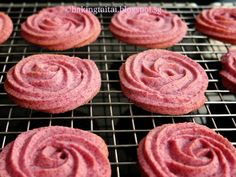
[0,2,236,177]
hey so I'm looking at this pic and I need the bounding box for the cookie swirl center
[140,57,190,92]
[35,146,69,168]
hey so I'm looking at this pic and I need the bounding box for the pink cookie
[119,49,208,115]
[138,123,236,177]
[4,54,101,113]
[0,126,111,177]
[109,7,188,48]
[0,12,13,44]
[220,50,236,93]
[21,6,101,50]
[196,8,236,44]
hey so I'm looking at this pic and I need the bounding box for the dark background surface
[0,0,235,5]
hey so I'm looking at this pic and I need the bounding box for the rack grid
[0,2,236,177]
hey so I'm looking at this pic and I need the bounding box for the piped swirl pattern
[196,8,236,44]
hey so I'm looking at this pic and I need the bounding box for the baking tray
[0,2,236,177]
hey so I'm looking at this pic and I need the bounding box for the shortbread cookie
[0,12,13,44]
[21,6,101,50]
[4,54,101,113]
[119,49,208,115]
[110,7,188,48]
[0,126,111,177]
[138,123,236,177]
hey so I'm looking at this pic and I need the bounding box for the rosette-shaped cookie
[138,123,236,177]
[109,7,188,48]
[0,126,111,177]
[21,6,101,50]
[196,8,236,44]
[220,50,236,93]
[4,54,101,113]
[119,49,208,115]
[0,12,13,44]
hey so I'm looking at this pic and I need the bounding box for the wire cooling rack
[0,2,236,177]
